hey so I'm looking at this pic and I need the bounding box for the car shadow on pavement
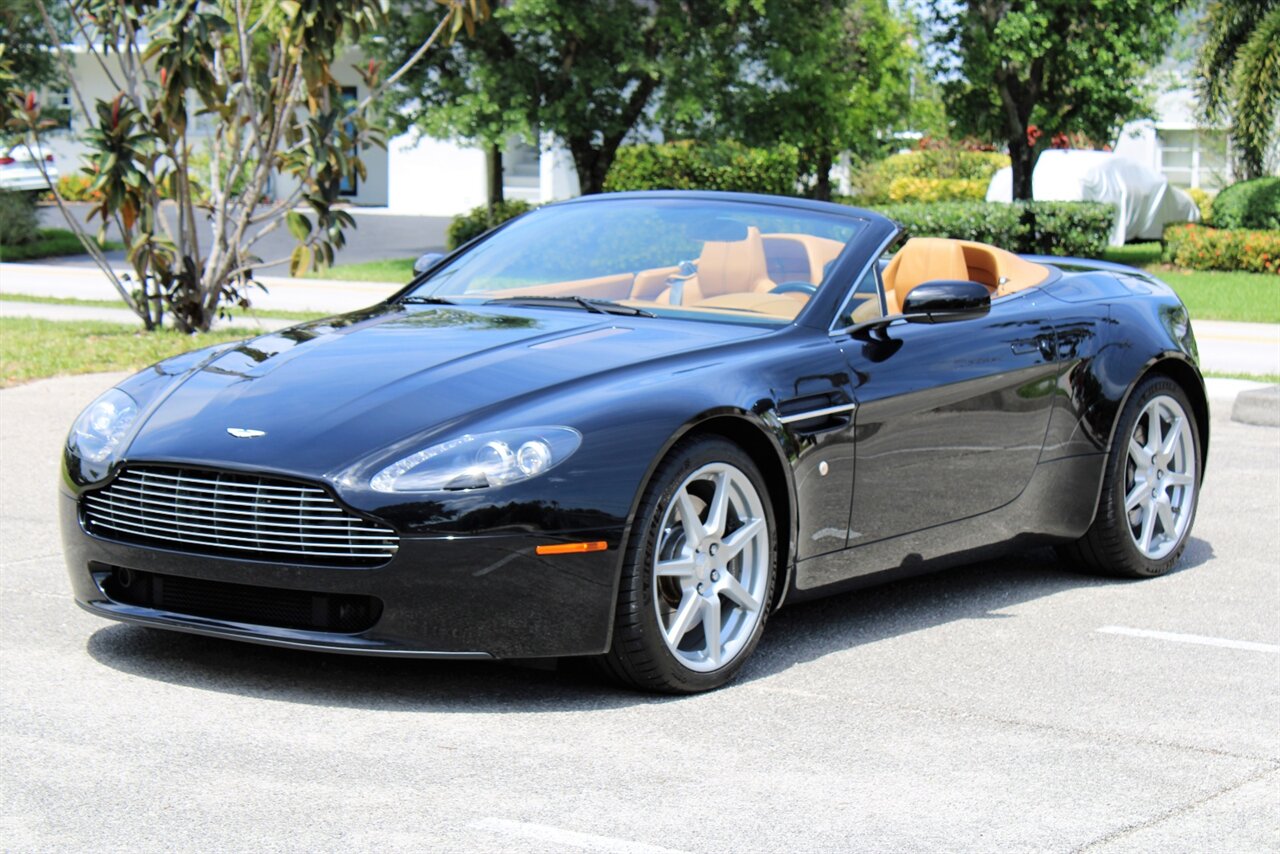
[85,539,1214,711]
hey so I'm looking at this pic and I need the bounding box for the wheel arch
[1111,354,1210,471]
[618,409,798,615]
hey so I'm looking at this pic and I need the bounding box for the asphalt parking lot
[2,373,1276,852]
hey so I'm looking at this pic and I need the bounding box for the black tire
[598,436,776,693]
[1058,375,1202,578]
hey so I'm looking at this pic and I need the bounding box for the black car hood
[125,304,764,475]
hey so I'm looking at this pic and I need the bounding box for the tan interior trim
[881,237,1050,313]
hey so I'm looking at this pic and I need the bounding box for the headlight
[370,426,581,493]
[69,388,139,464]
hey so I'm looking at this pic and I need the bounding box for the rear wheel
[1060,376,1201,577]
[600,437,775,693]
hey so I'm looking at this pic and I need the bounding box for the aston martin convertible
[61,191,1207,693]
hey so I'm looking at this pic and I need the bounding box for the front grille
[82,466,398,566]
[99,566,382,633]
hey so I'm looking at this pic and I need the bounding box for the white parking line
[470,818,692,854]
[1098,625,1280,653]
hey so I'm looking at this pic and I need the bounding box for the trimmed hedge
[1210,177,1280,230]
[1163,224,1280,275]
[887,177,987,203]
[870,201,1115,258]
[604,141,800,195]
[446,199,536,250]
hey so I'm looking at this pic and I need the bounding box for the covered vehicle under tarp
[986,150,1200,245]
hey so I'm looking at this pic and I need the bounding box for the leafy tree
[0,0,71,133]
[379,0,754,196]
[4,0,484,332]
[1195,0,1280,180]
[932,0,1186,200]
[685,0,916,200]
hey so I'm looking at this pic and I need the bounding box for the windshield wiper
[484,295,655,317]
[399,295,456,305]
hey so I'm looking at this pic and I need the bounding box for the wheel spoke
[1124,483,1147,511]
[675,487,707,544]
[703,593,722,666]
[718,571,760,612]
[1147,408,1164,457]
[1128,437,1147,467]
[719,517,764,563]
[1157,499,1176,539]
[1165,471,1194,487]
[1159,416,1182,459]
[703,472,730,538]
[1138,501,1157,553]
[665,592,703,645]
[655,556,695,579]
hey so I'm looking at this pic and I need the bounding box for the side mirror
[902,280,991,323]
[413,252,445,275]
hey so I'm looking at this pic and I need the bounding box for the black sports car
[61,191,1207,693]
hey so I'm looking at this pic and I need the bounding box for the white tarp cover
[986,149,1200,245]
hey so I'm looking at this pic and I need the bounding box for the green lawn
[307,257,416,283]
[0,317,255,388]
[0,228,123,262]
[0,292,327,323]
[1102,242,1279,324]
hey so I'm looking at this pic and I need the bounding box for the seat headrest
[696,226,771,298]
[889,238,971,296]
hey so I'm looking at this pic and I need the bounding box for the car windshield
[406,198,867,324]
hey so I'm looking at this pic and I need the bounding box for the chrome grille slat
[106,483,344,512]
[83,497,394,540]
[117,470,327,494]
[112,478,339,504]
[83,466,398,565]
[84,492,360,523]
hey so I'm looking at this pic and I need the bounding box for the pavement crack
[1073,763,1280,852]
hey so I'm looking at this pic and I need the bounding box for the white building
[1112,88,1235,191]
[38,47,580,216]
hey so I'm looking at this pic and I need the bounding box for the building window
[1157,129,1229,190]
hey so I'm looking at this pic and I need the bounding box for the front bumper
[60,492,624,659]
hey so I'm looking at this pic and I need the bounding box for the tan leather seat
[880,238,973,314]
[655,226,775,305]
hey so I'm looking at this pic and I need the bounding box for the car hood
[124,304,763,475]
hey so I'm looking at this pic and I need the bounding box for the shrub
[1185,187,1214,224]
[1210,177,1280,230]
[54,173,104,202]
[887,177,987,203]
[446,199,536,250]
[0,190,39,247]
[1162,224,1280,275]
[853,149,1008,204]
[870,201,1114,258]
[604,141,800,196]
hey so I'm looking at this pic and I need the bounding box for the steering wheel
[770,281,818,297]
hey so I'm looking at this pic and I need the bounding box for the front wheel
[1060,375,1202,577]
[599,437,776,693]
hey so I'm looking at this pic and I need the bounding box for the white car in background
[0,143,59,192]
[987,149,1200,246]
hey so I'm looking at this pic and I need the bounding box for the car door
[839,287,1060,550]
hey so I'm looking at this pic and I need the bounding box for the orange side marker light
[536,541,609,556]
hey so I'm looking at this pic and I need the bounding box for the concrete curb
[1231,385,1280,428]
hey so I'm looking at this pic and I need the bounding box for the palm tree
[1195,0,1280,180]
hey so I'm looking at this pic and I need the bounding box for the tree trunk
[568,138,609,195]
[485,142,504,217]
[1009,135,1035,201]
[812,148,834,202]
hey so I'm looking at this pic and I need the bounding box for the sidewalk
[3,258,1279,376]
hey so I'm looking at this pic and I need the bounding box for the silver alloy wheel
[1124,394,1197,560]
[652,462,769,672]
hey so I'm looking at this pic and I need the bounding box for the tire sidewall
[1105,376,1203,576]
[621,437,777,693]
